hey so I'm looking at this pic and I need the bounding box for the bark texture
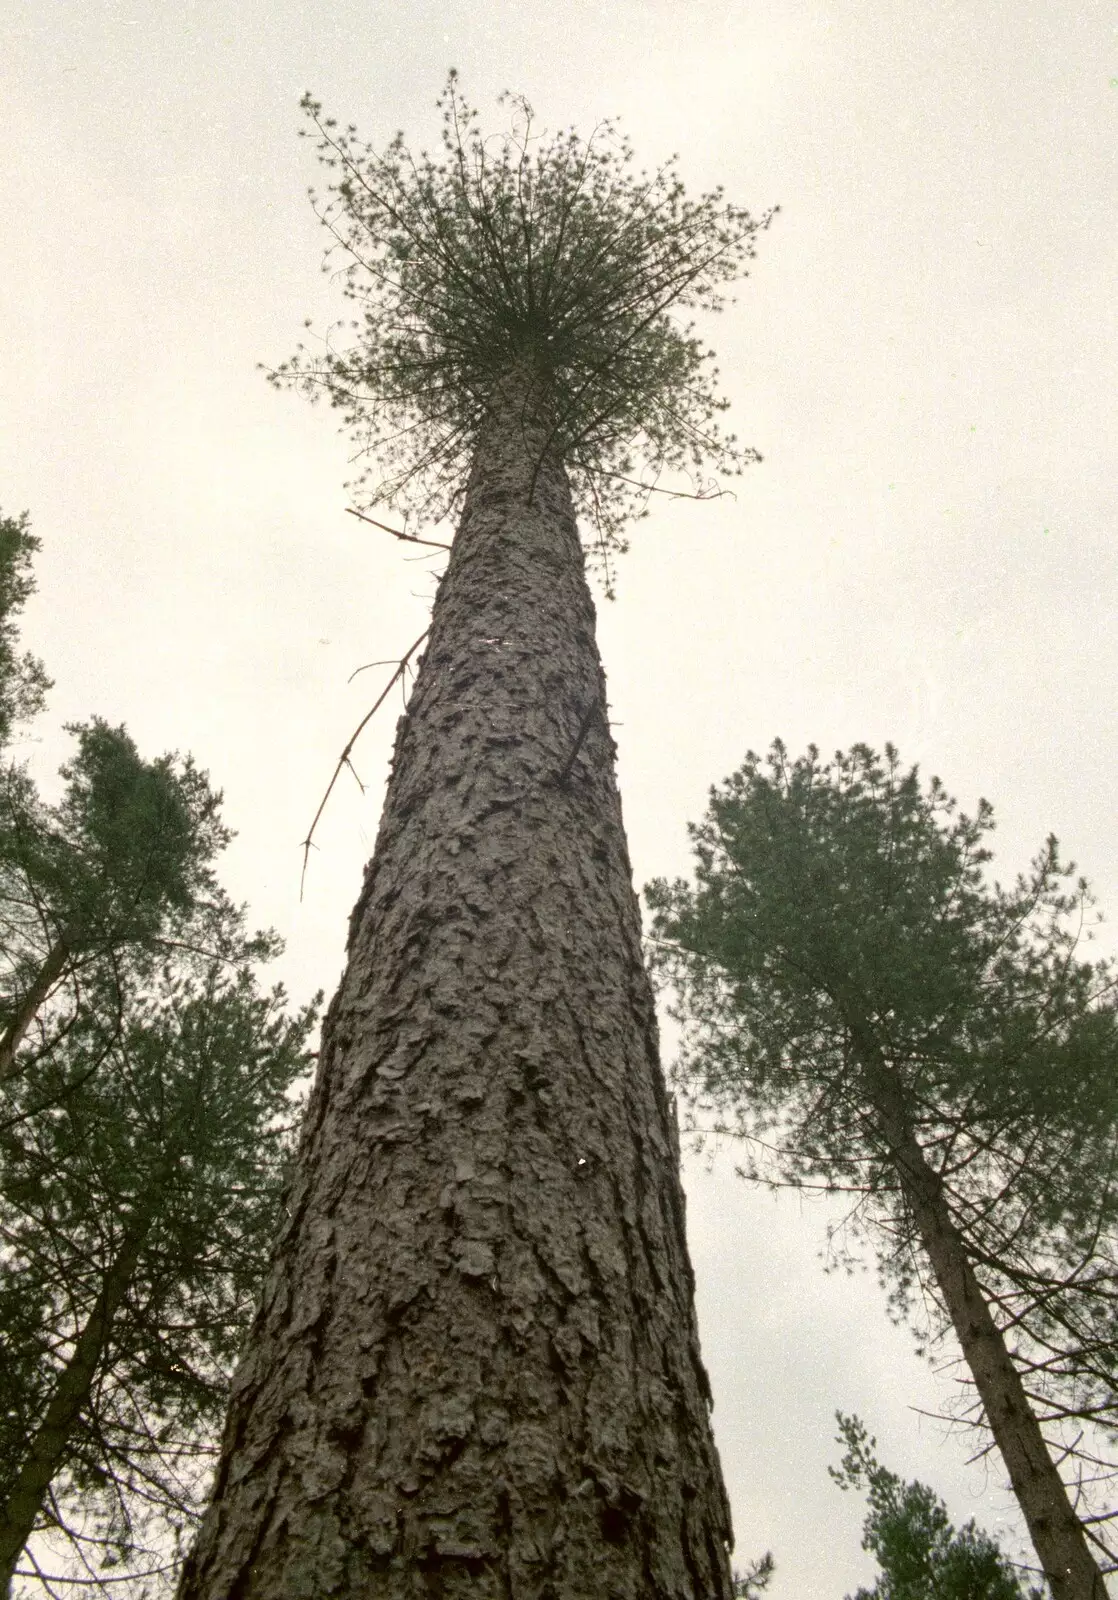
[859,1041,1109,1600]
[178,385,735,1599]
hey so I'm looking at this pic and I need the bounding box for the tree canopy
[830,1413,1043,1600]
[646,741,1118,1574]
[0,515,241,1099]
[271,72,775,582]
[0,716,238,1087]
[0,512,321,1595]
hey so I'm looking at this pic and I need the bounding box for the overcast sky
[3,2,1116,1593]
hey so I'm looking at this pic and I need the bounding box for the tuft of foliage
[20,718,230,947]
[270,72,775,585]
[0,718,248,1096]
[830,1413,1044,1599]
[646,741,1118,1560]
[733,1550,775,1597]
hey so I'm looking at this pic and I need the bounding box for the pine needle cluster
[269,72,775,581]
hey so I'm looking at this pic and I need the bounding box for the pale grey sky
[3,2,1116,1593]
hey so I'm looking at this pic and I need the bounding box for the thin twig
[345,506,451,550]
[300,628,430,897]
[348,657,405,684]
[590,465,736,502]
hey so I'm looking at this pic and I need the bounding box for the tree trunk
[0,932,70,1082]
[178,380,735,1599]
[861,1045,1109,1600]
[0,1213,152,1594]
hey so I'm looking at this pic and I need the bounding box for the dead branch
[345,506,451,550]
[588,465,736,502]
[300,628,430,896]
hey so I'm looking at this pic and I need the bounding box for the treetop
[271,73,776,580]
[830,1413,1042,1600]
[646,741,1118,1531]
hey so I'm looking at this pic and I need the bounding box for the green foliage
[1,946,318,1591]
[0,517,253,1090]
[646,742,1118,1542]
[0,716,252,1105]
[8,718,231,948]
[272,72,774,580]
[0,515,322,1594]
[0,513,51,751]
[733,1550,775,1597]
[830,1413,1043,1600]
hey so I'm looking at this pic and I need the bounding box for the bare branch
[299,629,430,897]
[344,506,451,550]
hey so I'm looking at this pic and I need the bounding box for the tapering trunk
[0,1214,152,1594]
[0,933,70,1082]
[178,381,735,1599]
[861,1045,1108,1600]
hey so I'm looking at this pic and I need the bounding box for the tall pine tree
[647,741,1118,1599]
[178,77,774,1599]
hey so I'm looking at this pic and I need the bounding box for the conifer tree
[830,1414,1043,1600]
[0,512,320,1595]
[178,76,774,1599]
[647,742,1118,1599]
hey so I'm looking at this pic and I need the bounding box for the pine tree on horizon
[177,76,774,1598]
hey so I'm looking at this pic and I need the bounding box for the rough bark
[0,932,69,1082]
[0,1213,152,1594]
[859,1042,1109,1600]
[178,381,735,1599]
